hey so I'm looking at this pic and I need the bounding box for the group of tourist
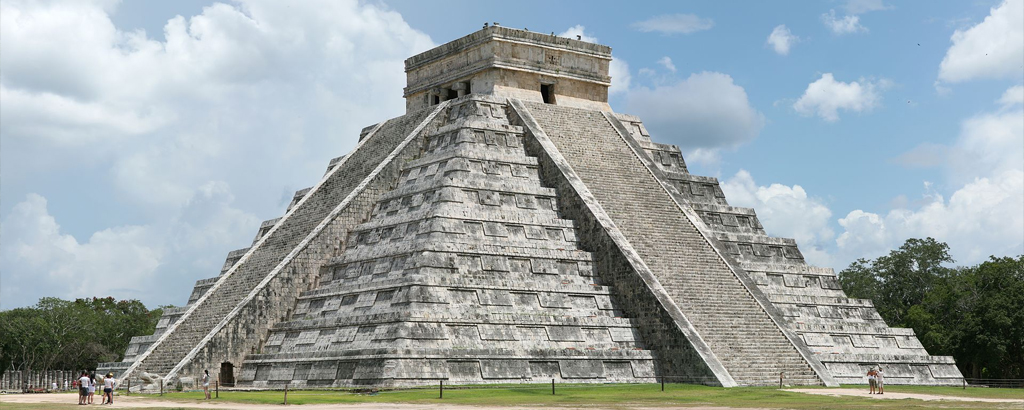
[76,372,115,405]
[866,366,885,394]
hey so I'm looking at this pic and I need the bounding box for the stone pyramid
[102,26,963,388]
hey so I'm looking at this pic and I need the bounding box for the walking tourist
[876,365,884,394]
[203,369,211,400]
[866,367,877,394]
[78,372,89,405]
[103,373,115,404]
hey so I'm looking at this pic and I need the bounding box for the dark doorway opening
[433,95,440,105]
[541,84,554,104]
[220,362,235,387]
[447,88,459,100]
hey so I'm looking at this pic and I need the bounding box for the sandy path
[0,393,757,410]
[785,388,1024,403]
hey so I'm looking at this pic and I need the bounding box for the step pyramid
[102,26,962,388]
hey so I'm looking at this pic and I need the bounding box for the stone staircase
[116,106,439,384]
[519,101,824,386]
[235,95,657,388]
[609,111,963,385]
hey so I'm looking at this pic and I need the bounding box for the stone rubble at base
[99,26,963,389]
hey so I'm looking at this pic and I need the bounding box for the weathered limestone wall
[116,106,441,386]
[611,112,964,386]
[509,102,724,386]
[233,95,657,388]
[171,106,448,382]
[515,100,832,387]
[405,26,612,112]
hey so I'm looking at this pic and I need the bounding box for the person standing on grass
[203,370,211,400]
[78,372,90,405]
[866,367,877,394]
[876,365,884,394]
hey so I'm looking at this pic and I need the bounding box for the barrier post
[284,385,288,405]
[126,379,130,396]
[661,376,665,391]
[551,378,555,395]
[439,380,443,399]
[963,378,966,390]
[216,380,219,398]
[160,379,163,396]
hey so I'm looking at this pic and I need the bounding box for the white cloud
[821,10,868,34]
[0,0,432,307]
[948,108,1024,185]
[682,148,722,169]
[0,194,162,308]
[844,0,891,14]
[0,183,261,309]
[721,170,836,266]
[632,14,714,35]
[609,58,632,95]
[624,72,765,150]
[837,171,1023,264]
[766,25,798,55]
[558,26,630,94]
[998,84,1024,107]
[892,143,949,169]
[837,86,1024,264]
[721,89,1023,269]
[657,56,677,73]
[0,0,433,207]
[938,0,1024,83]
[558,24,598,43]
[793,73,887,121]
[898,91,1024,181]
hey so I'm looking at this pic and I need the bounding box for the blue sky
[1,0,1021,309]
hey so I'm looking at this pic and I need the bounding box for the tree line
[0,297,164,372]
[840,238,1024,379]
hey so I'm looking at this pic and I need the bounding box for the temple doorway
[219,362,235,387]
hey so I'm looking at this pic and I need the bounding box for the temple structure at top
[404,25,612,112]
[101,26,963,390]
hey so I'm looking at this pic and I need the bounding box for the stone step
[524,102,822,385]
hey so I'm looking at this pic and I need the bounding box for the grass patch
[143,383,1017,409]
[820,385,1024,400]
[1,384,1017,409]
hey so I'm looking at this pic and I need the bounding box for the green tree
[0,297,163,371]
[840,238,1024,379]
[840,237,953,326]
[949,256,1024,378]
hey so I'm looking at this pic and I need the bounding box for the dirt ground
[784,388,1024,404]
[0,393,759,410]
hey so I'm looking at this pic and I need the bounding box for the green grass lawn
[799,384,1024,400]
[145,383,1019,409]
[1,384,1019,410]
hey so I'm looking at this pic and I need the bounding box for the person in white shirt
[876,365,885,394]
[87,373,96,404]
[102,373,116,404]
[203,370,211,400]
[78,372,90,405]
